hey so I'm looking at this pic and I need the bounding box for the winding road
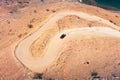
[15,11,120,73]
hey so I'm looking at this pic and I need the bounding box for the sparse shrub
[70,78,77,80]
[7,20,10,24]
[52,10,56,13]
[28,24,33,28]
[84,61,90,64]
[34,10,37,13]
[109,20,113,23]
[9,8,18,13]
[91,71,98,77]
[109,20,116,25]
[115,15,119,18]
[77,17,80,19]
[32,73,43,79]
[46,9,50,12]
[41,0,44,2]
[18,34,22,38]
[88,23,92,27]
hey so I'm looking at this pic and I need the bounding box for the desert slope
[0,2,120,80]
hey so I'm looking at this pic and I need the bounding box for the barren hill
[0,2,120,80]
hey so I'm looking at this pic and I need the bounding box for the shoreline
[82,0,120,11]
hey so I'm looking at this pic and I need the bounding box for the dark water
[95,0,120,9]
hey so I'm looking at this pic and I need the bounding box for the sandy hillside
[0,2,120,80]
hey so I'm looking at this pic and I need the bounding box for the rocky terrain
[0,1,120,80]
